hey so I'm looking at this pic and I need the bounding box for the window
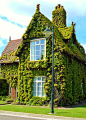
[33,76,45,97]
[30,38,46,61]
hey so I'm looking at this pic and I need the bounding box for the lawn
[0,101,7,104]
[0,104,86,118]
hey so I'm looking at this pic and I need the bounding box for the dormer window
[30,38,46,61]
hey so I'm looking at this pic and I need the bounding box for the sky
[0,0,86,56]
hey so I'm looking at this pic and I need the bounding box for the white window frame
[9,84,11,95]
[33,76,45,97]
[30,38,46,61]
[16,84,18,99]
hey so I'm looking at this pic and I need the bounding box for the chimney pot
[36,4,40,11]
[58,4,61,8]
[9,36,11,41]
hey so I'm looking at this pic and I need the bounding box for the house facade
[0,4,86,106]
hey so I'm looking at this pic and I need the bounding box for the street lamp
[43,24,54,113]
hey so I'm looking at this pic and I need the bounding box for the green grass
[0,104,86,118]
[0,101,7,104]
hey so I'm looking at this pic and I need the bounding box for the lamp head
[43,24,53,37]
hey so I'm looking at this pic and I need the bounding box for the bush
[0,95,11,102]
[6,95,13,102]
[6,95,11,99]
[0,96,2,100]
[1,96,6,101]
[0,79,9,96]
[26,96,49,106]
[12,98,19,104]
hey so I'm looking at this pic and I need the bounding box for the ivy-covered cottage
[0,4,86,106]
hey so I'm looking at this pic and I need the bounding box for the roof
[2,39,22,56]
[0,39,22,63]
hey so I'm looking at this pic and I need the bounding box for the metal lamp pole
[51,25,54,113]
[43,24,54,113]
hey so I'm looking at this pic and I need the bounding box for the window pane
[34,77,36,82]
[41,45,44,50]
[38,83,41,86]
[42,87,44,91]
[37,83,41,92]
[33,82,36,87]
[37,92,41,96]
[31,51,35,56]
[36,56,40,60]
[42,82,45,89]
[36,41,39,44]
[38,86,41,91]
[36,45,40,50]
[42,77,45,81]
[36,51,40,55]
[31,41,35,46]
[38,77,41,80]
[31,46,35,51]
[33,87,36,91]
[31,56,35,61]
[42,92,45,97]
[41,50,44,55]
[41,40,45,44]
[33,92,36,96]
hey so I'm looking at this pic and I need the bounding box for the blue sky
[0,0,86,56]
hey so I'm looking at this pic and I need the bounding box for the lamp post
[43,24,54,113]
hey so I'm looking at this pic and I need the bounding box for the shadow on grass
[64,102,86,108]
[78,105,86,108]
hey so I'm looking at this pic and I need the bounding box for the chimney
[52,4,66,28]
[9,36,11,41]
[36,4,40,12]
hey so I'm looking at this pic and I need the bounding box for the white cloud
[81,44,86,53]
[0,18,26,41]
[11,0,35,5]
[8,15,32,26]
[0,0,32,26]
[41,0,86,5]
[40,0,86,17]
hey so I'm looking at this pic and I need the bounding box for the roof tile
[0,39,22,63]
